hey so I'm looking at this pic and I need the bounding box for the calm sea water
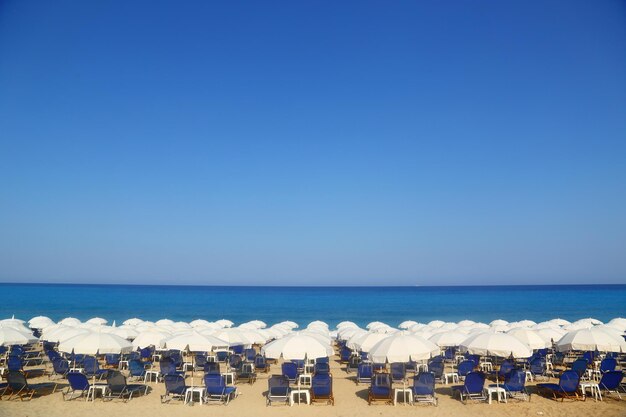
[0,284,624,328]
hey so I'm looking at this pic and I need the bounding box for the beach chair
[457,360,475,380]
[228,354,243,373]
[598,370,625,400]
[105,370,148,402]
[254,354,270,373]
[215,350,230,362]
[346,356,361,373]
[571,358,589,380]
[160,374,188,403]
[49,357,69,380]
[63,372,91,401]
[412,371,437,406]
[266,375,290,406]
[244,348,256,362]
[537,370,581,401]
[4,370,57,401]
[317,357,329,364]
[238,362,257,384]
[390,362,406,384]
[204,361,221,375]
[159,358,183,378]
[314,362,330,375]
[451,371,487,403]
[128,359,147,381]
[427,359,444,383]
[311,373,334,405]
[357,363,373,385]
[231,345,244,355]
[368,373,392,405]
[204,373,237,404]
[494,368,529,401]
[282,362,298,383]
[7,355,40,378]
[595,357,618,380]
[340,346,352,363]
[105,354,120,368]
[530,357,550,381]
[82,356,109,380]
[194,353,208,371]
[490,359,514,381]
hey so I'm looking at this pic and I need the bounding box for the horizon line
[0,281,624,288]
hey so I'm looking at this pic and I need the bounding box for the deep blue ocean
[1,284,624,328]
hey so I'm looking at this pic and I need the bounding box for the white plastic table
[222,372,236,386]
[580,382,602,401]
[444,372,459,384]
[144,370,160,383]
[486,386,507,404]
[298,374,312,388]
[290,389,310,405]
[394,388,413,406]
[184,387,206,405]
[87,384,109,402]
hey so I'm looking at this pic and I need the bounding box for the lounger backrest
[560,370,580,393]
[53,357,69,374]
[67,372,90,390]
[428,360,444,378]
[391,362,405,378]
[413,372,435,395]
[505,369,526,391]
[204,361,221,374]
[599,370,623,390]
[7,371,28,390]
[107,371,127,391]
[600,358,617,373]
[268,375,289,395]
[129,359,145,376]
[530,358,544,374]
[159,359,177,375]
[311,374,332,396]
[7,355,22,371]
[254,355,266,367]
[457,360,474,376]
[464,372,485,394]
[282,362,297,378]
[571,359,588,377]
[314,362,330,374]
[372,373,391,388]
[164,374,186,394]
[358,363,372,378]
[82,356,98,372]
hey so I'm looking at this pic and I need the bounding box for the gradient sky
[1,1,625,286]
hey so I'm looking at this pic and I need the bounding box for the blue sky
[1,1,625,285]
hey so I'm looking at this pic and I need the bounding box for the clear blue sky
[1,1,625,286]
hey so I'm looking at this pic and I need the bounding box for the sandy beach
[2,351,624,417]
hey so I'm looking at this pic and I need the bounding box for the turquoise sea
[0,284,624,328]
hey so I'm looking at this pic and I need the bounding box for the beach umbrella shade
[59,317,81,326]
[261,333,333,360]
[28,316,54,329]
[366,321,388,330]
[279,321,299,329]
[122,318,144,326]
[336,321,358,329]
[215,319,234,328]
[190,319,211,328]
[537,328,567,344]
[548,318,571,327]
[58,331,133,355]
[308,320,328,329]
[398,320,418,329]
[0,327,37,346]
[132,329,171,349]
[156,319,175,326]
[489,319,509,327]
[573,318,603,326]
[42,327,90,343]
[369,333,440,363]
[347,332,390,352]
[607,318,626,332]
[457,320,476,327]
[555,328,626,353]
[112,327,139,340]
[507,328,550,350]
[86,317,108,325]
[208,328,255,346]
[0,321,32,334]
[428,320,446,328]
[338,327,366,341]
[429,331,468,347]
[460,332,533,358]
[164,331,229,352]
